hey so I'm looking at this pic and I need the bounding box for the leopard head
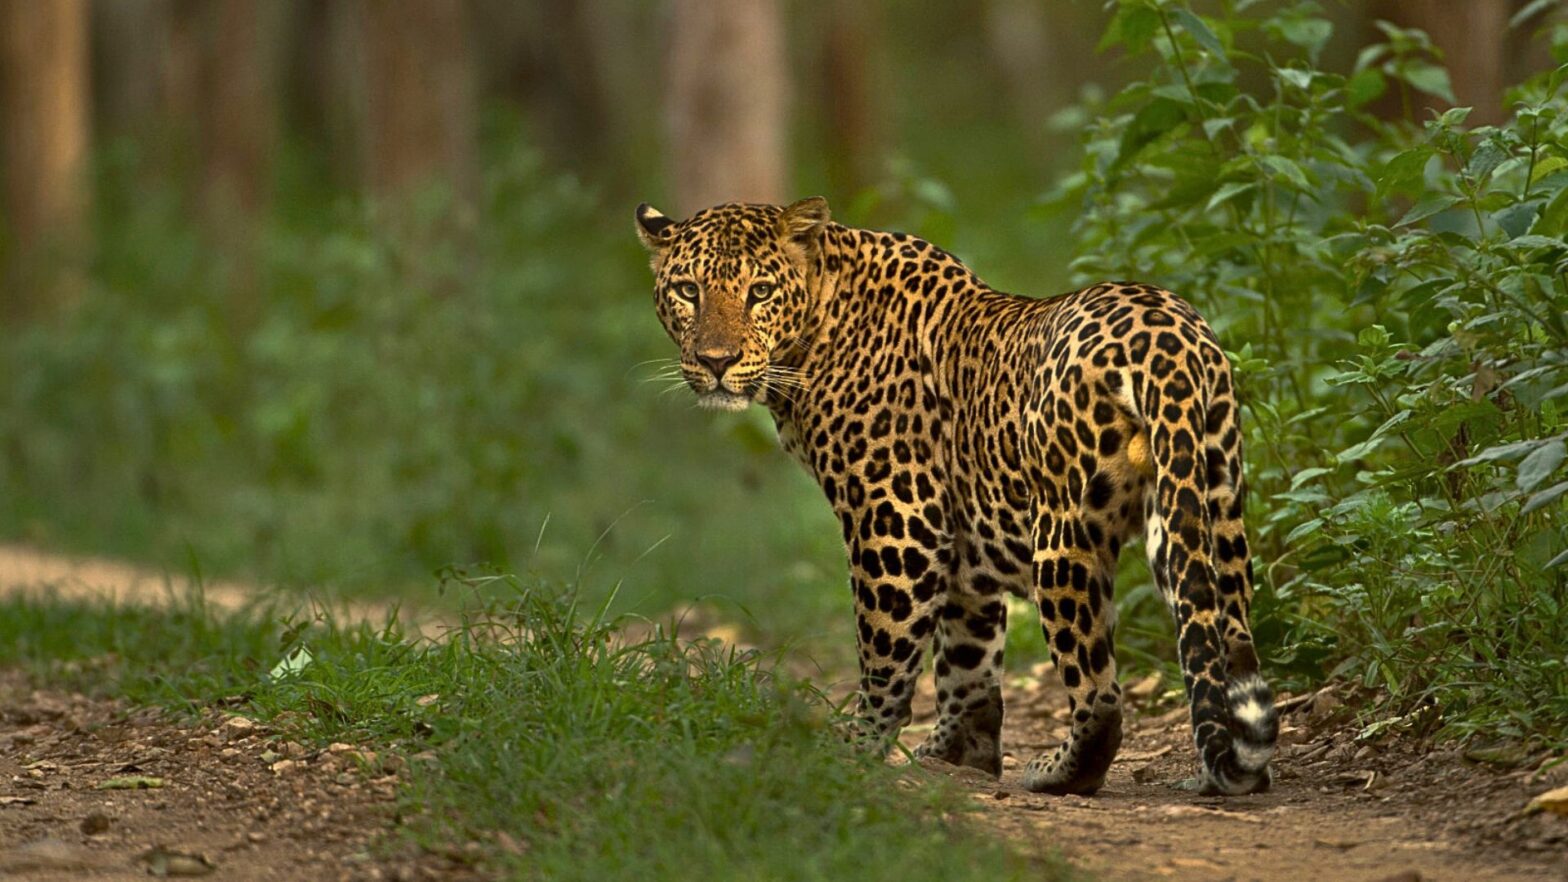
[635,197,830,412]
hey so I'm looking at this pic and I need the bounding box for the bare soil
[903,665,1568,882]
[0,674,474,881]
[3,544,1566,881]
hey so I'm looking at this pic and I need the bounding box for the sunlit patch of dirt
[0,544,445,638]
[904,668,1567,881]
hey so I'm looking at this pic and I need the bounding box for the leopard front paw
[914,727,1002,777]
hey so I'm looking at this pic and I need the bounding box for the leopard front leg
[843,496,947,749]
[912,544,1009,775]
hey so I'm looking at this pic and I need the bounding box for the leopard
[634,196,1278,796]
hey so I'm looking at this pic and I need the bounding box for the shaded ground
[3,544,1566,881]
[0,674,470,881]
[903,665,1568,882]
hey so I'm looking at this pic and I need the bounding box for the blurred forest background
[2,1,1567,741]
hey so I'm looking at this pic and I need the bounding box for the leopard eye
[672,281,700,303]
[748,282,776,304]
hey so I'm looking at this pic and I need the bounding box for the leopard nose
[696,350,740,379]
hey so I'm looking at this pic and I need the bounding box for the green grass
[0,582,1074,882]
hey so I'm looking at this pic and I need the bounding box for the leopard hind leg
[1020,503,1126,795]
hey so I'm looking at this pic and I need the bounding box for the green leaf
[1426,399,1502,435]
[1278,17,1333,54]
[1455,439,1544,467]
[1396,193,1461,226]
[1202,116,1236,139]
[1517,440,1566,492]
[1100,4,1163,54]
[1260,155,1311,190]
[1206,181,1256,212]
[1465,142,1509,182]
[1113,97,1188,171]
[1494,201,1541,239]
[1194,82,1239,105]
[1277,68,1314,91]
[1437,105,1473,127]
[1378,147,1433,193]
[1538,185,1568,236]
[1531,155,1568,184]
[1402,64,1456,102]
[1285,517,1325,544]
[1337,411,1412,463]
[1289,467,1334,490]
[1357,324,1391,348]
[1347,68,1387,108]
[1171,8,1226,59]
[1521,480,1568,515]
[1508,234,1564,251]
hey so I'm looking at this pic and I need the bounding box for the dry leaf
[221,716,256,732]
[1126,672,1163,699]
[1524,785,1568,816]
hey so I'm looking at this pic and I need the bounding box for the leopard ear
[776,196,830,249]
[635,203,677,253]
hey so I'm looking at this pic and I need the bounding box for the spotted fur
[635,198,1277,796]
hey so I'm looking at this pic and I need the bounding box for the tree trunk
[667,0,789,213]
[1370,0,1514,124]
[284,0,364,191]
[819,1,883,196]
[0,0,92,320]
[355,0,478,208]
[194,0,279,224]
[93,0,166,141]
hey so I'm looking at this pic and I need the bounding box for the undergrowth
[1049,0,1568,743]
[0,583,1066,881]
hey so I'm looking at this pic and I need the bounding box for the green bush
[1049,0,1568,742]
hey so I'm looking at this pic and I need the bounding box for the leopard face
[635,199,828,411]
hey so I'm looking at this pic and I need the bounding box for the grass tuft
[0,581,1073,881]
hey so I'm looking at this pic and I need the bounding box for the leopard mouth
[696,390,753,412]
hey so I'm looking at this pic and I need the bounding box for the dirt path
[2,544,1565,881]
[0,673,471,881]
[0,543,444,638]
[902,665,1568,881]
[0,545,465,880]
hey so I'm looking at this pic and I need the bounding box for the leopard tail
[1143,348,1276,795]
